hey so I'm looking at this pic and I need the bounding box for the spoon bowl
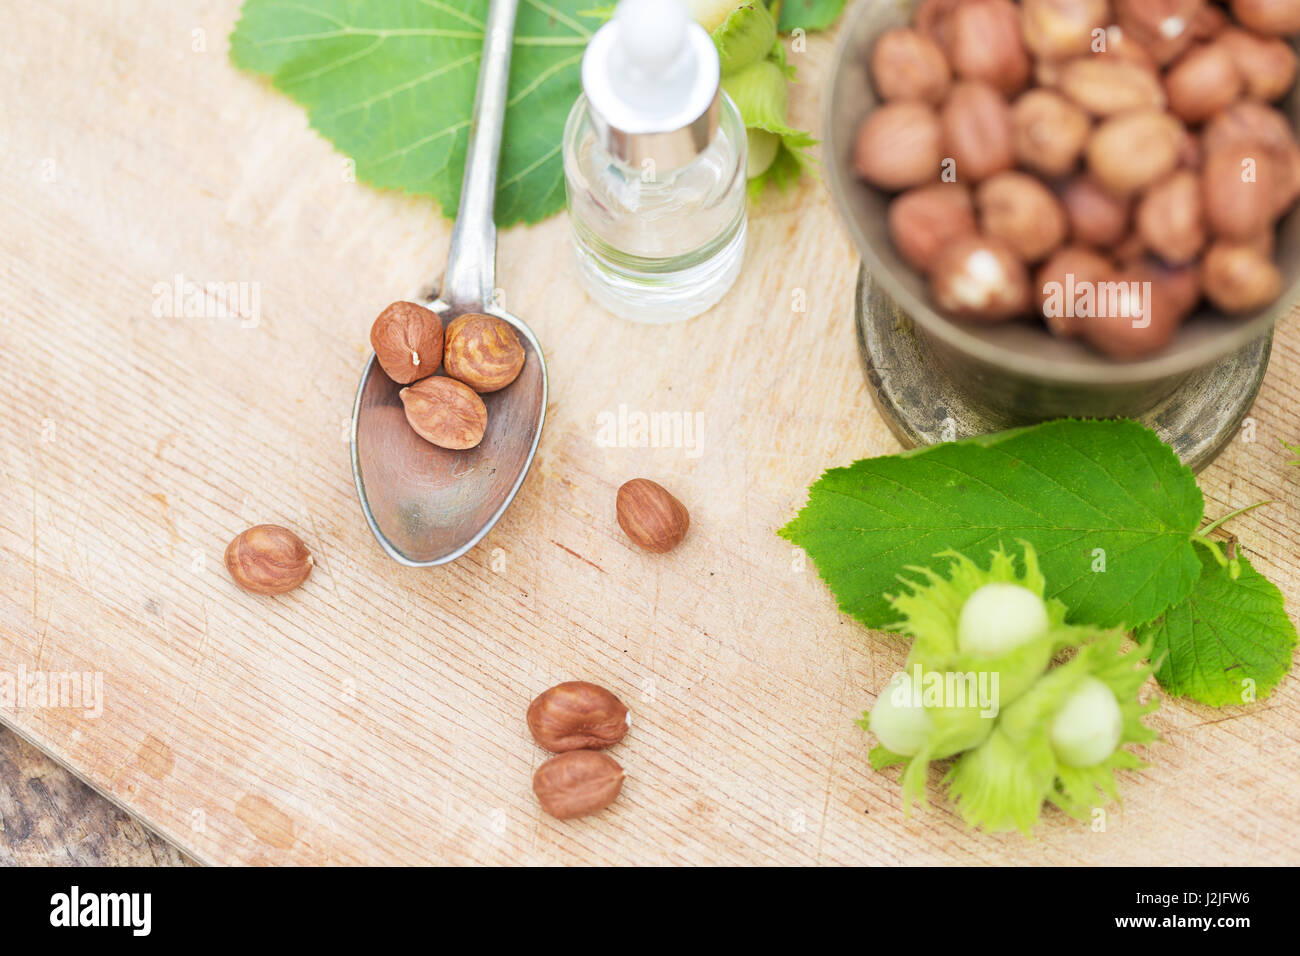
[349,0,546,565]
[351,298,546,566]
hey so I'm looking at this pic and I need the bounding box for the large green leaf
[1137,549,1298,706]
[229,0,591,226]
[780,420,1205,630]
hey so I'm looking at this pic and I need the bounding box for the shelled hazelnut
[850,0,1300,360]
[870,27,951,104]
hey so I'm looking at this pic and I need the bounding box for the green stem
[1191,535,1229,568]
[1197,500,1270,537]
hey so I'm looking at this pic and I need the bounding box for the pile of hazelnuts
[853,0,1300,359]
[369,301,525,449]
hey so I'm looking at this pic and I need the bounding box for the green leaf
[1137,549,1298,706]
[229,0,592,227]
[776,0,845,32]
[780,420,1205,630]
[1283,439,1300,466]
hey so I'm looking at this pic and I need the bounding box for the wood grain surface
[1,1,1297,866]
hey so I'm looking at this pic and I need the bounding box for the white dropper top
[581,0,721,167]
[619,0,688,77]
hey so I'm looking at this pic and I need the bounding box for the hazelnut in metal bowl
[824,0,1300,469]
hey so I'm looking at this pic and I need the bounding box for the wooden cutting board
[2,0,1298,866]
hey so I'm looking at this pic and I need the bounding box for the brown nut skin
[853,101,943,190]
[915,0,964,50]
[441,312,524,393]
[887,183,977,273]
[1137,170,1206,265]
[1117,0,1205,65]
[1218,28,1298,101]
[1203,99,1294,154]
[616,479,689,553]
[369,301,444,385]
[532,750,624,820]
[1012,89,1090,178]
[1035,245,1115,337]
[870,28,951,104]
[1202,143,1292,240]
[1202,239,1283,312]
[1080,261,1199,359]
[976,171,1068,263]
[1059,57,1167,117]
[940,82,1015,183]
[1021,0,1110,60]
[944,0,1031,95]
[527,682,630,752]
[225,525,313,596]
[1165,44,1244,124]
[1061,176,1132,248]
[1231,0,1300,36]
[399,376,487,450]
[1087,110,1185,196]
[930,235,1031,321]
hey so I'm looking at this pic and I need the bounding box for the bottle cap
[581,0,721,170]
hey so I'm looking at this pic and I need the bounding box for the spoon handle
[442,0,520,310]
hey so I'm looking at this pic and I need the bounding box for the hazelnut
[1061,176,1132,248]
[441,312,525,393]
[976,171,1068,262]
[532,750,625,820]
[1202,142,1291,240]
[940,82,1015,183]
[1202,239,1283,312]
[225,525,313,596]
[1191,3,1231,39]
[1218,28,1298,101]
[870,28,951,104]
[1021,0,1110,60]
[1012,89,1090,178]
[1087,110,1185,196]
[887,183,978,272]
[399,376,487,450]
[1112,231,1151,266]
[527,682,629,752]
[616,479,689,553]
[1093,25,1160,72]
[915,0,964,50]
[1035,245,1115,337]
[944,0,1031,95]
[369,301,444,385]
[930,235,1031,321]
[1230,0,1300,36]
[853,101,943,190]
[1136,171,1206,265]
[1059,57,1167,116]
[1203,99,1294,154]
[1080,261,1199,358]
[1116,0,1205,65]
[1164,44,1243,124]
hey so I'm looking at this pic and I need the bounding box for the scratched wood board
[0,1,1298,865]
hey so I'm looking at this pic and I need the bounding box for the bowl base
[856,266,1273,472]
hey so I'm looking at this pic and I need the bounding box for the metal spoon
[350,0,546,567]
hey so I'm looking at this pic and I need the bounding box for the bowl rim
[822,0,1293,387]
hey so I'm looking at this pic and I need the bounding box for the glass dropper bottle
[562,0,748,324]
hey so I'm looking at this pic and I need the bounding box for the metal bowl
[824,0,1299,468]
